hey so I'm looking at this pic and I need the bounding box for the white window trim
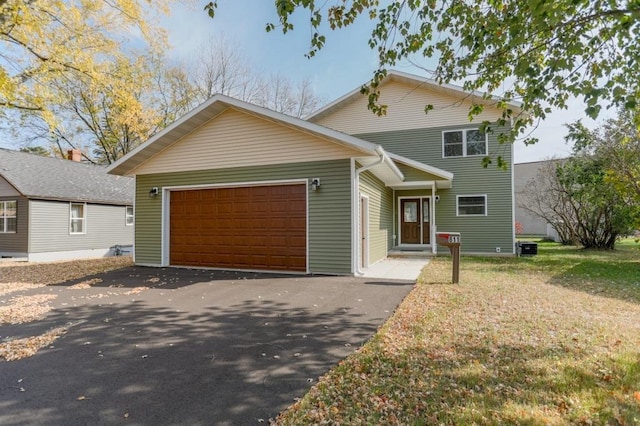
[70,202,87,235]
[456,194,488,217]
[442,128,488,158]
[125,205,134,226]
[0,200,17,233]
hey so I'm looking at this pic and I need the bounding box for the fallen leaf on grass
[634,391,640,403]
[0,257,132,285]
[0,327,67,361]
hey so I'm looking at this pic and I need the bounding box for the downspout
[354,150,386,275]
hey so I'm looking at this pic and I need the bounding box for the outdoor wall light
[310,178,321,192]
[435,195,440,202]
[149,187,159,197]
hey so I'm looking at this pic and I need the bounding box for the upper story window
[126,206,134,226]
[443,129,487,158]
[0,200,17,233]
[70,203,86,234]
[457,195,487,216]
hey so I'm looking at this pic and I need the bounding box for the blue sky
[164,1,599,164]
[0,1,600,163]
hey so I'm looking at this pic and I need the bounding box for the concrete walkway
[361,257,430,281]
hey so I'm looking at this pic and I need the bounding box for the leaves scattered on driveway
[0,294,57,325]
[0,327,67,362]
[0,256,133,361]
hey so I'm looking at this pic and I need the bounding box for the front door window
[404,201,417,223]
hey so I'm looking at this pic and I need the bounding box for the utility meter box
[436,232,461,284]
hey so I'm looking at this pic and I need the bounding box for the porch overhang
[356,148,405,186]
[388,180,452,190]
[386,153,453,189]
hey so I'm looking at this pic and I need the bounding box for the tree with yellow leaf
[0,0,172,156]
[41,54,195,164]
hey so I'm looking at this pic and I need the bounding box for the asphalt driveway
[0,267,414,425]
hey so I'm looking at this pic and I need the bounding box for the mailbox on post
[436,232,461,284]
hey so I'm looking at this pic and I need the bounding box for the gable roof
[388,153,453,189]
[106,94,404,183]
[0,149,134,205]
[307,70,523,123]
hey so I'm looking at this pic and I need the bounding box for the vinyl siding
[29,200,133,253]
[0,196,28,254]
[135,159,352,274]
[358,124,514,254]
[132,108,364,175]
[313,80,503,135]
[359,170,393,265]
[0,176,20,196]
[395,163,446,182]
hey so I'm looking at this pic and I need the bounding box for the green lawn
[275,239,640,425]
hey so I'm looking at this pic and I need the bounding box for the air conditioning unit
[517,241,538,256]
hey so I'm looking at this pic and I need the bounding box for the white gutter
[354,149,388,276]
[375,146,405,181]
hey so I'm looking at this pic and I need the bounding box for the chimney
[67,149,82,162]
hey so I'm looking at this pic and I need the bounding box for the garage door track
[0,267,413,425]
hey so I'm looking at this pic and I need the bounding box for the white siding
[313,80,504,135]
[29,200,133,253]
[132,108,363,175]
[0,176,19,196]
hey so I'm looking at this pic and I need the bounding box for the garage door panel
[170,184,307,272]
[289,236,307,247]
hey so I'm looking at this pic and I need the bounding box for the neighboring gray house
[0,149,134,261]
[514,159,563,236]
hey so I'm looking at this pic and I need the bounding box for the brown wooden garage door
[169,184,306,272]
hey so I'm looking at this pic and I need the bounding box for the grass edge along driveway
[275,240,640,425]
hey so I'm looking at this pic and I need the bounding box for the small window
[70,203,86,234]
[0,200,17,233]
[443,129,487,157]
[126,206,134,226]
[457,195,487,216]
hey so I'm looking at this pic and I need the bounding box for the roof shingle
[0,149,134,205]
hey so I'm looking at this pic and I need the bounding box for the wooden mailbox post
[436,232,461,284]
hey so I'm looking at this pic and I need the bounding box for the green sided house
[107,71,521,275]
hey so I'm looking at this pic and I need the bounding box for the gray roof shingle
[0,149,134,205]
